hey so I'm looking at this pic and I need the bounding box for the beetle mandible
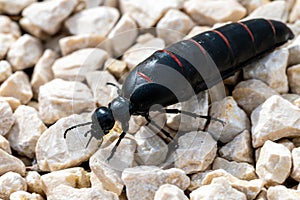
[64,18,294,160]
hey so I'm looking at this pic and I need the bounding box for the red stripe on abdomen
[137,71,152,82]
[159,50,183,68]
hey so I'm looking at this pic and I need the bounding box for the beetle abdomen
[122,18,294,112]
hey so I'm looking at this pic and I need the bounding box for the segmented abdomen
[122,18,294,111]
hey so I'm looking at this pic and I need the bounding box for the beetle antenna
[107,82,121,94]
[64,122,92,138]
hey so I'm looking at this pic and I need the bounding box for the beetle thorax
[109,96,131,124]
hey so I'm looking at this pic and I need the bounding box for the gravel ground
[0,0,300,200]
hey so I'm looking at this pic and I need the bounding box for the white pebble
[183,0,246,26]
[251,95,300,148]
[0,100,14,136]
[0,0,36,15]
[122,166,190,200]
[0,172,27,199]
[287,64,300,94]
[0,135,11,154]
[106,14,138,57]
[65,6,120,36]
[22,0,77,35]
[267,185,300,200]
[31,49,58,99]
[243,48,289,93]
[25,171,44,196]
[0,34,15,60]
[7,34,43,71]
[52,48,108,82]
[174,131,217,174]
[0,71,33,104]
[0,149,25,176]
[120,0,182,28]
[59,34,105,56]
[0,15,21,38]
[256,140,291,185]
[154,184,188,200]
[36,114,100,171]
[208,96,250,143]
[38,79,94,124]
[10,191,44,200]
[7,105,46,158]
[157,9,195,45]
[90,135,136,195]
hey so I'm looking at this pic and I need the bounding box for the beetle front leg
[107,131,126,161]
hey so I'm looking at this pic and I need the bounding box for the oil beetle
[64,18,294,160]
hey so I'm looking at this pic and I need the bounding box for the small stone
[90,171,104,189]
[52,48,108,82]
[31,49,58,99]
[219,130,254,164]
[0,97,21,111]
[256,140,291,185]
[38,79,94,124]
[7,34,43,71]
[0,0,36,15]
[122,166,190,200]
[0,60,12,82]
[41,167,90,196]
[104,58,128,79]
[290,0,300,23]
[154,184,188,200]
[201,169,264,200]
[22,0,76,35]
[0,15,21,38]
[281,93,300,105]
[36,114,100,171]
[135,126,168,165]
[19,17,50,40]
[86,71,119,106]
[183,0,246,26]
[166,91,208,132]
[0,100,14,136]
[267,185,300,200]
[243,48,289,93]
[65,6,120,36]
[0,34,15,60]
[25,171,44,196]
[107,14,138,57]
[120,0,182,28]
[190,177,247,200]
[232,79,278,115]
[90,134,136,195]
[287,35,300,66]
[212,157,257,180]
[9,191,44,200]
[47,185,118,200]
[157,9,194,45]
[7,105,46,158]
[208,96,250,143]
[246,1,288,21]
[251,95,300,148]
[291,147,300,181]
[174,131,217,174]
[255,187,267,200]
[59,34,105,56]
[238,0,270,13]
[0,71,33,104]
[0,135,11,154]
[122,34,165,70]
[0,172,26,199]
[278,138,294,152]
[288,64,300,94]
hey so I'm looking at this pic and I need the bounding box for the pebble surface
[0,0,300,200]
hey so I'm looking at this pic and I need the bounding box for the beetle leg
[145,115,173,143]
[163,109,226,126]
[107,131,126,161]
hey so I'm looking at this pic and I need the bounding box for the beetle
[64,18,294,161]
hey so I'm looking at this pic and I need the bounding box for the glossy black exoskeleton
[64,18,294,160]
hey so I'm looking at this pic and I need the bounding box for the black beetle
[64,18,294,160]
